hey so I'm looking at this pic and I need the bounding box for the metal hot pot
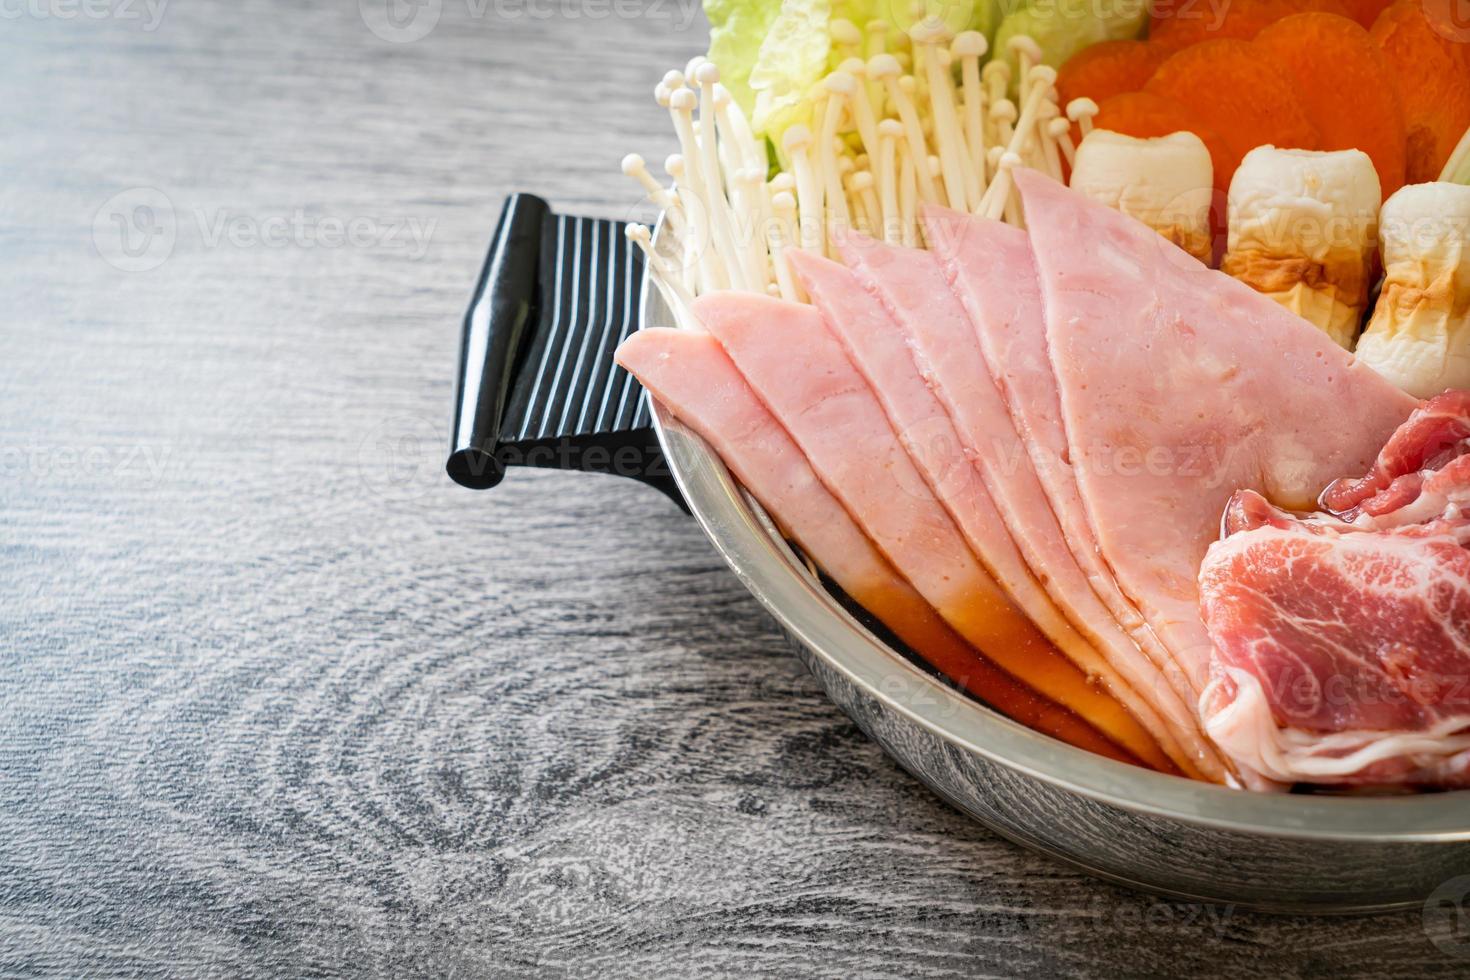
[447,195,1470,913]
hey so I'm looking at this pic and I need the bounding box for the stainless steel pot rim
[650,395,1470,844]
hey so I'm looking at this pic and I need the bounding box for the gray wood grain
[0,2,1464,976]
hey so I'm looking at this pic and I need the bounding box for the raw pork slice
[1016,169,1416,739]
[615,329,1132,760]
[691,291,1173,770]
[1199,396,1470,786]
[1322,390,1470,521]
[833,233,1218,780]
[787,249,1195,776]
[922,206,1226,780]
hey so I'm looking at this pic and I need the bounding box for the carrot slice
[1371,0,1470,181]
[1145,39,1319,186]
[1057,40,1171,108]
[1253,13,1406,197]
[1336,0,1394,27]
[1150,0,1350,48]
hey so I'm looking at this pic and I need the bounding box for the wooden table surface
[1,3,1465,976]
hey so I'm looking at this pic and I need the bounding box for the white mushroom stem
[980,151,1023,222]
[910,33,930,106]
[851,170,882,237]
[1037,100,1065,181]
[783,124,826,256]
[1005,66,1059,161]
[1067,97,1099,138]
[666,153,724,293]
[864,19,889,60]
[768,190,804,303]
[830,18,863,63]
[712,83,765,175]
[731,167,772,292]
[904,77,944,204]
[871,54,941,205]
[990,97,1017,155]
[1048,116,1077,170]
[876,118,902,245]
[916,30,971,213]
[817,139,852,257]
[985,146,1004,199]
[835,59,882,164]
[626,223,697,328]
[681,81,749,291]
[665,84,707,204]
[899,141,920,248]
[754,171,776,268]
[864,20,890,109]
[842,169,868,231]
[621,153,686,236]
[817,89,852,250]
[1004,186,1023,226]
[953,31,989,204]
[982,59,1011,148]
[1008,35,1043,106]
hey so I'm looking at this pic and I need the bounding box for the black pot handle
[446,193,685,509]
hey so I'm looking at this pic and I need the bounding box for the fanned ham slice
[788,247,1199,779]
[922,208,1227,782]
[1015,169,1416,779]
[690,291,1175,771]
[833,234,1218,780]
[614,329,1134,761]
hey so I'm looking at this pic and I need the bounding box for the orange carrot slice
[1150,0,1351,48]
[1057,40,1172,108]
[1336,0,1394,27]
[1371,0,1470,181]
[1253,13,1407,197]
[1145,39,1320,186]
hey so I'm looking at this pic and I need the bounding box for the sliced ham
[832,233,1221,781]
[788,246,1202,779]
[614,328,1134,761]
[690,291,1175,771]
[923,207,1215,750]
[1015,169,1416,780]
